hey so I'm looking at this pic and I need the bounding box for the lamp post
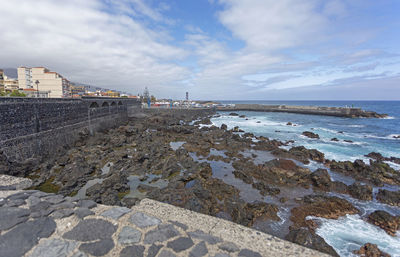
[35,80,40,98]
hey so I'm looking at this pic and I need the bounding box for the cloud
[0,0,188,96]
[216,0,327,51]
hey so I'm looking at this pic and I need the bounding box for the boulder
[290,195,359,229]
[353,243,390,257]
[376,189,400,207]
[348,182,373,201]
[310,169,331,191]
[285,228,339,257]
[367,210,400,236]
[302,131,320,139]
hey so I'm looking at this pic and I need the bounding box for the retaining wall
[0,97,141,162]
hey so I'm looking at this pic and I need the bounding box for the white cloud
[0,0,188,96]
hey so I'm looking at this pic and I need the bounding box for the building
[17,67,33,89]
[17,67,71,98]
[70,85,86,97]
[21,88,49,98]
[0,69,4,91]
[3,75,19,91]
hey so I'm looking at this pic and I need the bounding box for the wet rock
[344,140,353,143]
[353,243,390,257]
[310,169,332,191]
[290,195,359,229]
[348,182,373,201]
[331,138,339,142]
[302,131,320,139]
[285,228,339,257]
[221,124,227,130]
[229,113,239,116]
[367,210,400,236]
[376,189,400,207]
[286,122,293,126]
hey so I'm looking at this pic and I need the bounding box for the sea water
[210,100,400,256]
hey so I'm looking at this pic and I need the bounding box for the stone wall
[0,97,141,162]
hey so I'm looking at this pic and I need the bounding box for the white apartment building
[17,67,71,98]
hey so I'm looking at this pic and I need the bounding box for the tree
[151,95,156,102]
[9,90,26,97]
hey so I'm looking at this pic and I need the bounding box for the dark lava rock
[329,159,400,186]
[63,219,117,241]
[290,195,359,229]
[302,131,320,139]
[287,122,293,126]
[367,210,400,236]
[79,239,114,256]
[348,182,373,201]
[0,217,56,257]
[229,113,239,116]
[0,207,30,230]
[331,138,339,142]
[310,169,332,191]
[120,245,145,257]
[376,189,400,207]
[239,115,246,118]
[221,124,228,130]
[344,140,353,143]
[238,249,262,257]
[285,228,339,257]
[353,243,390,257]
[167,237,194,252]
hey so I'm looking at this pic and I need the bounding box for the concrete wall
[0,97,141,162]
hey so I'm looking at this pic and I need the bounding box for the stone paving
[0,177,329,257]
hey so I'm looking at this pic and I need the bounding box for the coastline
[1,109,399,256]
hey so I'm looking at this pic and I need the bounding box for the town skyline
[1,0,399,100]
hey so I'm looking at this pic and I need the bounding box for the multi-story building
[70,85,86,97]
[17,67,71,98]
[17,67,33,89]
[4,75,19,91]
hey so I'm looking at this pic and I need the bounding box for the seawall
[0,97,141,162]
[217,104,387,118]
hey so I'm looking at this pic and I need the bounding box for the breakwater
[217,104,387,118]
[0,97,141,163]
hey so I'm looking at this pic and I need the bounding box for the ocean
[211,100,400,257]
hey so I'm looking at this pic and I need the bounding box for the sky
[0,0,399,100]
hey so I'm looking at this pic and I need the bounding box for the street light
[35,80,40,98]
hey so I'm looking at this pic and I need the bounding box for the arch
[118,101,123,106]
[111,101,117,106]
[102,102,109,107]
[89,102,99,108]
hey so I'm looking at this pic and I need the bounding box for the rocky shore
[1,110,399,256]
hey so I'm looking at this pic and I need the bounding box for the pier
[217,104,387,118]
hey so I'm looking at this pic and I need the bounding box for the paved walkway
[0,175,329,257]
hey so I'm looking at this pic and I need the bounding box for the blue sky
[1,0,399,100]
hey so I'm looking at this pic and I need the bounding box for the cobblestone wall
[0,97,140,161]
